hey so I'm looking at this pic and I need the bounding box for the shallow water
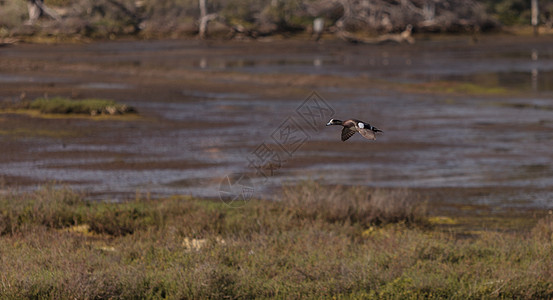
[1,36,553,208]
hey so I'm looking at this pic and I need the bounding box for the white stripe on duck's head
[326,119,343,126]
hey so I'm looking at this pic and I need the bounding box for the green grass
[0,182,552,298]
[26,97,136,115]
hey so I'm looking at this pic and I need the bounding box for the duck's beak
[326,121,332,126]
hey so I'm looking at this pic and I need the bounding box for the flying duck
[326,118,382,141]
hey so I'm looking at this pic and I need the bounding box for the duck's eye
[358,122,365,128]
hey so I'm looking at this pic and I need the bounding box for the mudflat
[1,36,553,212]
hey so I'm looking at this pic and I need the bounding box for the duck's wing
[358,128,376,140]
[341,127,356,141]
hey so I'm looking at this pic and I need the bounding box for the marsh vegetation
[1,182,552,298]
[1,96,136,116]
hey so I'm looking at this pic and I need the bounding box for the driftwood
[0,38,19,47]
[338,25,414,45]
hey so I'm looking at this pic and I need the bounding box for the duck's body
[326,118,382,141]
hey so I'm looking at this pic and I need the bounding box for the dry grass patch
[281,181,427,226]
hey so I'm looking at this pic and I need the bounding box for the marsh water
[1,36,553,209]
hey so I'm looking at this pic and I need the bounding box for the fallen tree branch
[338,24,414,44]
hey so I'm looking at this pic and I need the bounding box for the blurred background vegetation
[0,0,552,40]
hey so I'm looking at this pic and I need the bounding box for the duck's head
[326,119,342,126]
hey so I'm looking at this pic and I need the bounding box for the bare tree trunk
[313,18,325,41]
[26,0,42,24]
[531,0,539,36]
[335,0,353,30]
[199,0,217,39]
[25,0,60,25]
[422,1,435,22]
[199,0,207,20]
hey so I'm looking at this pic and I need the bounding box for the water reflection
[313,58,322,67]
[531,49,538,61]
[531,49,539,92]
[199,57,207,69]
[532,68,538,92]
[190,44,553,93]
